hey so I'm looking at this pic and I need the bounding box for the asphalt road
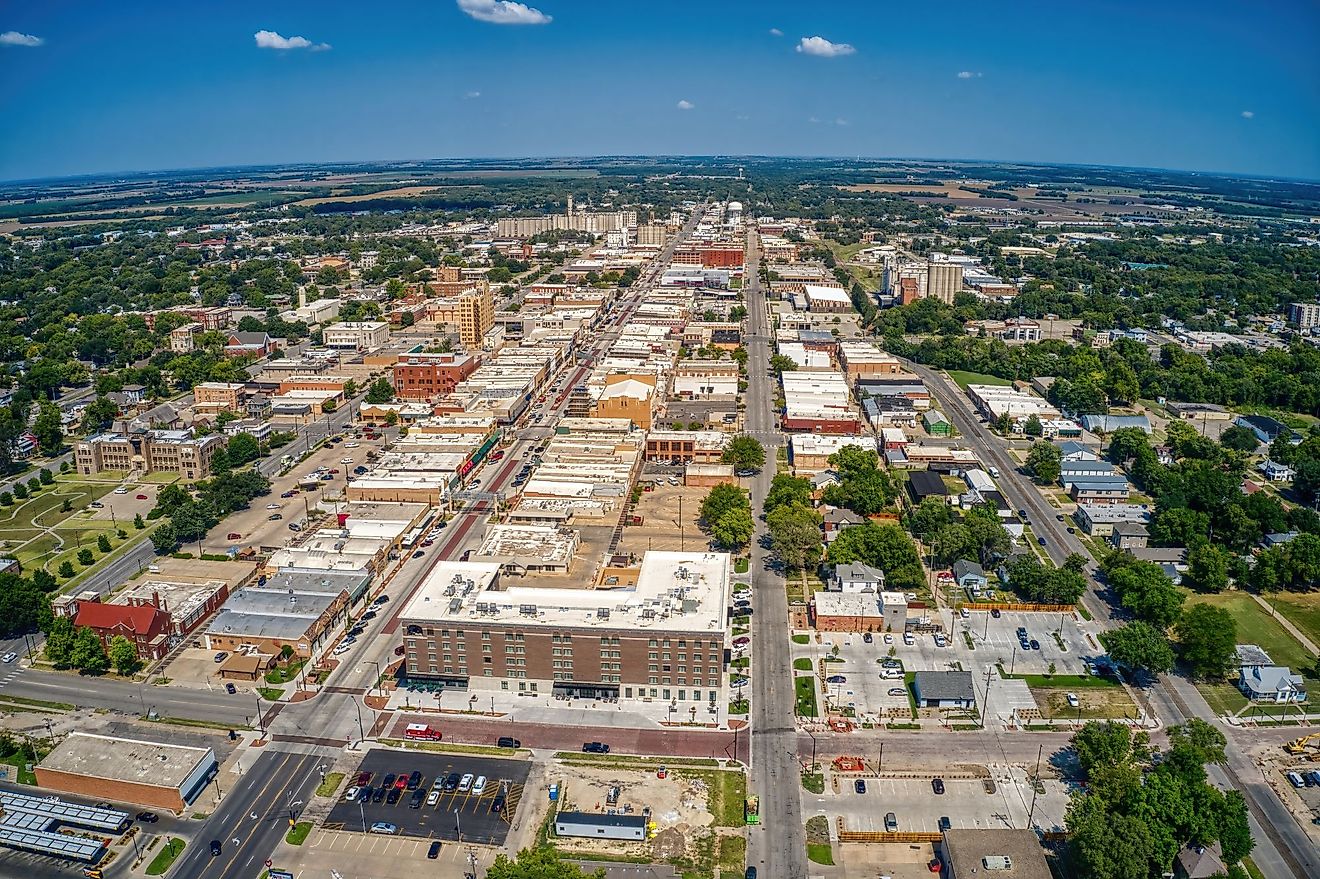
[169,749,325,879]
[743,230,810,879]
[908,362,1314,879]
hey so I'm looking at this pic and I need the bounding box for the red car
[393,773,409,790]
[490,451,504,461]
[135,494,148,500]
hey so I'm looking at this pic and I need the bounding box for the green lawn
[807,843,835,866]
[1185,592,1317,680]
[265,658,307,684]
[794,675,818,717]
[1267,591,1320,652]
[793,658,813,671]
[791,634,810,645]
[718,835,746,875]
[947,370,1011,390]
[315,772,344,798]
[800,772,824,794]
[286,821,312,845]
[0,479,113,544]
[0,752,37,785]
[146,838,186,875]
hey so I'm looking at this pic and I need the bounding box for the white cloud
[957,70,983,79]
[834,118,849,126]
[769,28,783,36]
[796,36,855,57]
[808,116,821,124]
[465,90,482,99]
[254,30,330,50]
[1241,110,1255,119]
[456,0,552,25]
[676,99,695,111]
[0,31,43,47]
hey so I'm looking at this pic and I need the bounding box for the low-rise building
[912,671,976,708]
[1074,503,1151,537]
[942,829,1052,879]
[392,352,481,400]
[1237,665,1307,703]
[193,381,245,414]
[472,524,581,576]
[203,568,366,658]
[323,321,391,351]
[554,812,647,842]
[810,590,907,633]
[36,733,217,813]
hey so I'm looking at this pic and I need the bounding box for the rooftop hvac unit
[519,604,538,616]
[641,608,657,620]
[983,857,1013,871]
[596,608,611,620]
[449,598,463,613]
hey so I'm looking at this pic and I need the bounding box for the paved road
[908,362,1314,879]
[743,230,809,879]
[170,749,325,879]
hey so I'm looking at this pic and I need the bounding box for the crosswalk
[0,662,25,689]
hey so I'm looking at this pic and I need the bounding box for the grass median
[145,838,185,875]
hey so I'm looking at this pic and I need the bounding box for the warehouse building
[35,732,217,813]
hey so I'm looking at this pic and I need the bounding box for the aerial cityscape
[1,4,1319,879]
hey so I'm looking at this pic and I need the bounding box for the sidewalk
[1248,592,1319,653]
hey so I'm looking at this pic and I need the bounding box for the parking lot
[802,610,1105,724]
[324,749,530,844]
[810,768,1070,837]
[200,431,387,555]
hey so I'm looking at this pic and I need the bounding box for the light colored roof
[39,732,214,789]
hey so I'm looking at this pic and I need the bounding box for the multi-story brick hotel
[396,551,731,710]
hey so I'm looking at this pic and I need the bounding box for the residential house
[1057,440,1099,462]
[1258,460,1295,483]
[822,507,864,543]
[223,332,275,358]
[1174,843,1226,879]
[831,562,885,593]
[1237,665,1307,703]
[1109,521,1149,550]
[952,560,988,591]
[1236,414,1289,444]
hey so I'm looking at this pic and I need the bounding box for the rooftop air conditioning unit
[983,856,1013,871]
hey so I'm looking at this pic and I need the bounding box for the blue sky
[1,0,1317,181]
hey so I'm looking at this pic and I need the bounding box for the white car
[343,786,360,801]
[1,652,17,664]
[472,775,487,795]
[113,486,129,494]
[426,790,440,806]
[345,442,359,448]
[266,503,281,510]
[458,773,474,792]
[1066,693,1080,708]
[341,458,354,464]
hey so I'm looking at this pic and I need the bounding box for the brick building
[392,352,481,400]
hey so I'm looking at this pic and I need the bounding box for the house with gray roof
[912,671,976,708]
[952,560,987,590]
[1238,665,1307,703]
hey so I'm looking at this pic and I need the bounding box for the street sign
[268,871,294,879]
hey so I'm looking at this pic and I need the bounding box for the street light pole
[353,697,366,746]
[254,695,267,738]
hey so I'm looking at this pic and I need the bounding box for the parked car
[932,778,945,795]
[862,632,873,643]
[582,741,610,754]
[442,772,461,791]
[135,811,159,823]
[407,770,422,790]
[426,790,440,806]
[458,773,474,792]
[1,652,16,664]
[1066,693,1080,708]
[497,737,521,749]
[268,513,282,520]
[491,791,507,813]
[385,788,401,804]
[213,652,228,663]
[938,816,952,832]
[885,812,898,831]
[826,675,846,684]
[428,840,442,859]
[394,773,409,790]
[226,532,242,540]
[991,609,1001,618]
[344,786,360,801]
[888,687,906,696]
[854,779,866,794]
[369,822,397,835]
[136,494,148,500]
[224,682,236,694]
[371,786,386,803]
[412,550,425,558]
[355,771,373,787]
[472,775,488,795]
[382,773,396,789]
[409,789,425,809]
[1030,639,1041,650]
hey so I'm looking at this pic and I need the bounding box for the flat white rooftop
[400,551,729,633]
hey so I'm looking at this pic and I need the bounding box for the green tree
[0,493,11,507]
[1184,543,1229,593]
[44,617,75,666]
[1219,424,1260,453]
[485,846,605,879]
[1026,440,1061,485]
[710,506,754,550]
[1023,413,1043,437]
[769,354,797,375]
[69,626,108,674]
[699,483,748,528]
[108,635,141,676]
[96,533,111,553]
[82,396,120,434]
[38,468,54,485]
[226,432,260,466]
[821,445,896,515]
[33,402,64,453]
[826,522,924,590]
[12,484,26,500]
[133,513,145,530]
[58,560,75,578]
[722,435,766,472]
[365,377,395,403]
[1100,621,1175,675]
[766,502,823,571]
[1174,604,1237,681]
[1106,427,1151,465]
[60,498,72,513]
[763,474,813,515]
[77,548,94,566]
[906,496,953,537]
[1071,721,1146,779]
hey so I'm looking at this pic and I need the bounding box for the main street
[907,362,1315,879]
[744,230,810,878]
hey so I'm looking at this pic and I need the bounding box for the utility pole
[980,667,994,730]
[1026,743,1044,829]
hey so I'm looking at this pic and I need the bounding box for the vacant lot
[1268,591,1320,651]
[294,185,448,206]
[946,370,1011,390]
[1030,685,1137,720]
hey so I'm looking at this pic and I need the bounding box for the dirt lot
[548,760,746,874]
[615,482,711,556]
